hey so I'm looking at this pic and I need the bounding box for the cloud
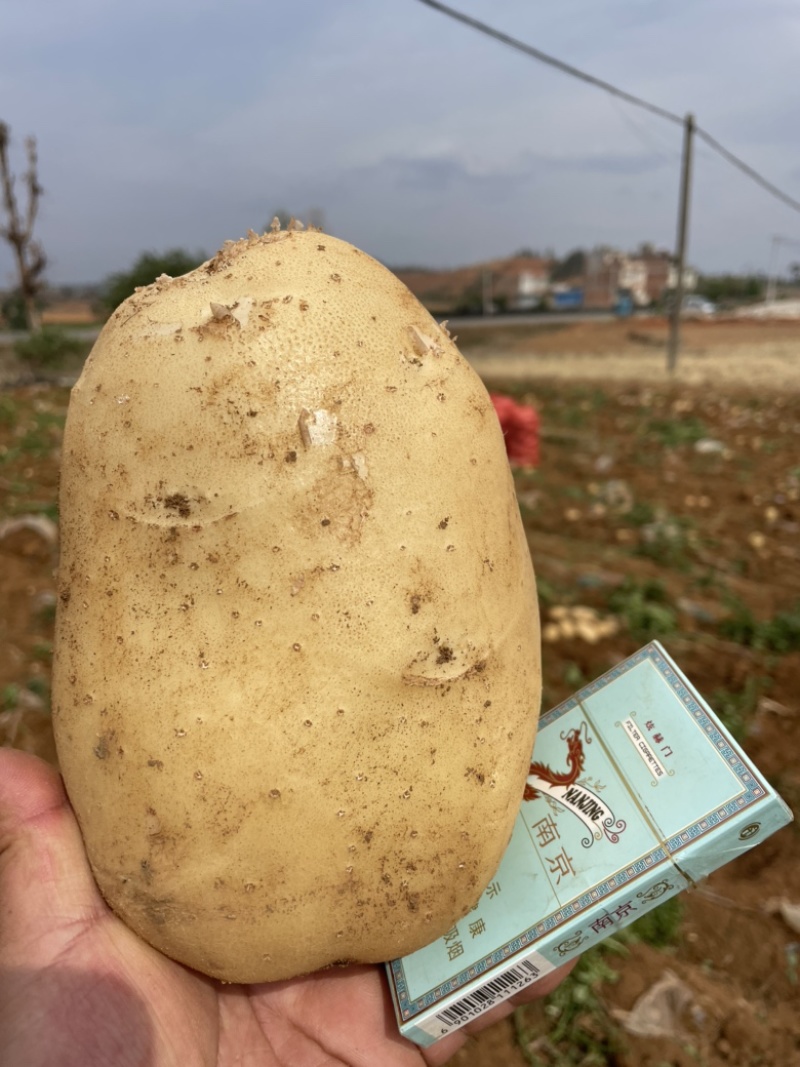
[2,0,800,281]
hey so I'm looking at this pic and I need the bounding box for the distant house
[583,245,695,309]
[490,257,552,311]
[393,243,693,316]
[395,254,553,315]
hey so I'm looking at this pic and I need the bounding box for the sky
[2,0,800,286]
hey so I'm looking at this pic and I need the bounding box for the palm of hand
[0,751,570,1066]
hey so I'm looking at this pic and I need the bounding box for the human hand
[0,748,573,1066]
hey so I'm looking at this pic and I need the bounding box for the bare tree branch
[0,120,46,331]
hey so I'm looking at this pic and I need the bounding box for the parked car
[681,294,717,317]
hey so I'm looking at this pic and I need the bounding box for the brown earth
[1,317,799,1066]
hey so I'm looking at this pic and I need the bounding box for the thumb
[0,748,107,966]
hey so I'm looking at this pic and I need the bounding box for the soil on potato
[1,317,799,1067]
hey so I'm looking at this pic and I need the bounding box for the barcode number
[434,958,542,1034]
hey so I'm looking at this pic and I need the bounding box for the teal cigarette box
[387,642,793,1047]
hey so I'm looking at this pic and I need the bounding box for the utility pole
[667,112,694,374]
[482,269,493,315]
[765,235,780,305]
[766,235,800,304]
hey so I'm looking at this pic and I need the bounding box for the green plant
[32,641,52,663]
[621,895,683,949]
[1,683,19,711]
[622,499,656,527]
[635,516,696,571]
[719,598,800,653]
[25,676,51,712]
[608,578,678,641]
[513,895,685,1065]
[563,662,587,690]
[758,604,800,653]
[711,677,764,742]
[643,415,708,448]
[0,290,31,330]
[14,326,84,370]
[514,943,625,1066]
[535,577,558,609]
[102,248,205,312]
[0,394,18,427]
[35,598,57,624]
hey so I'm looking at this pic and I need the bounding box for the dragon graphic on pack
[523,722,590,802]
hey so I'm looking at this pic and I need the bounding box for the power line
[414,0,683,126]
[694,127,800,214]
[607,95,681,166]
[414,0,800,217]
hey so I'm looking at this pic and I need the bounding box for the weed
[1,684,20,712]
[25,677,51,713]
[643,415,709,447]
[0,395,18,427]
[536,577,559,609]
[35,598,57,625]
[621,499,656,527]
[719,598,800,653]
[635,515,696,571]
[563,662,587,690]
[621,896,683,949]
[555,404,587,430]
[513,897,685,1065]
[514,944,625,1066]
[608,578,678,642]
[13,327,86,371]
[32,641,53,663]
[711,677,764,742]
[768,772,800,825]
[759,604,800,653]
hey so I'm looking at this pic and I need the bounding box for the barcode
[433,957,543,1033]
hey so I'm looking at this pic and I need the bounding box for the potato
[52,226,541,982]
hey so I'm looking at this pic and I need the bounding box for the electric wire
[414,0,800,216]
[414,0,683,126]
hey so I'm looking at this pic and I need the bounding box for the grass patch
[710,677,764,742]
[0,395,19,427]
[25,676,51,713]
[32,641,53,663]
[514,944,625,1066]
[621,896,683,949]
[619,499,656,527]
[608,578,678,642]
[719,598,800,654]
[635,514,697,571]
[513,897,683,1065]
[1,684,20,712]
[643,415,709,447]
[13,327,87,371]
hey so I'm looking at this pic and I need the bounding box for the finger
[0,748,109,966]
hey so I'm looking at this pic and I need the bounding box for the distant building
[393,243,694,316]
[583,245,695,309]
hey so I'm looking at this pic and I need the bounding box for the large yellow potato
[53,226,541,982]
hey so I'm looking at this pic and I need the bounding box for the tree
[102,248,205,312]
[551,249,587,282]
[0,121,46,331]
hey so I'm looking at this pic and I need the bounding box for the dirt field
[1,317,799,1066]
[458,316,800,392]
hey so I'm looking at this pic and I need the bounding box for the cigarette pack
[387,641,793,1047]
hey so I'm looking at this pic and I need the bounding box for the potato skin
[52,230,541,982]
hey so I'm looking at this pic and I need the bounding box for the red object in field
[490,393,540,467]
